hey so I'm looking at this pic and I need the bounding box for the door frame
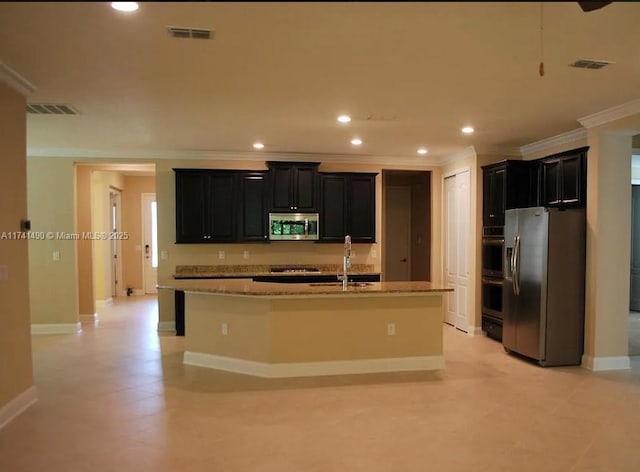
[109,189,123,298]
[441,166,471,333]
[142,192,158,294]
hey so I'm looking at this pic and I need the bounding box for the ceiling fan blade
[577,1,613,12]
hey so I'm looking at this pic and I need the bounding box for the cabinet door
[490,168,506,226]
[207,172,237,242]
[560,155,582,205]
[482,169,492,227]
[319,174,347,242]
[295,166,317,211]
[542,160,561,206]
[239,172,268,241]
[270,164,294,211]
[175,171,208,243]
[349,174,376,243]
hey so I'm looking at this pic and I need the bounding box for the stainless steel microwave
[269,213,319,241]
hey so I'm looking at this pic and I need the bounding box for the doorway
[382,171,431,281]
[109,190,122,299]
[142,193,158,294]
[443,169,470,332]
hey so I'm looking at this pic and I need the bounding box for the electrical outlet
[0,265,8,282]
[387,323,396,336]
[351,249,356,257]
[371,248,377,258]
[221,323,228,336]
[218,250,226,260]
[243,250,250,259]
[52,251,60,261]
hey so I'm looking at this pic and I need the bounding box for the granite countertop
[173,264,380,279]
[158,278,453,297]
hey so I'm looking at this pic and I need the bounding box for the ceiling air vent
[570,59,613,69]
[27,103,78,115]
[167,26,214,40]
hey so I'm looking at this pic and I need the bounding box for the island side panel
[268,294,444,363]
[185,293,271,362]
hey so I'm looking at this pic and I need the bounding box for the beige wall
[156,158,442,323]
[122,175,155,291]
[28,157,79,325]
[0,83,34,411]
[75,166,94,316]
[584,114,640,365]
[91,171,124,301]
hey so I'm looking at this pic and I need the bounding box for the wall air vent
[167,26,214,40]
[26,103,78,115]
[570,59,613,69]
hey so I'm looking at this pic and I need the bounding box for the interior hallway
[1,297,639,472]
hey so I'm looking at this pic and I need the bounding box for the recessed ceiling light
[351,138,362,146]
[417,148,428,155]
[337,114,351,124]
[252,142,264,150]
[461,126,475,134]
[111,2,139,12]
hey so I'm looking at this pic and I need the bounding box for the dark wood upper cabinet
[319,172,377,243]
[482,160,534,227]
[238,172,269,242]
[267,161,319,211]
[175,169,237,243]
[541,147,587,208]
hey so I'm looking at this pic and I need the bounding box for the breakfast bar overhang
[159,279,453,378]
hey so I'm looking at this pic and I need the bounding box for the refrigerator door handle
[514,234,521,295]
[510,236,517,294]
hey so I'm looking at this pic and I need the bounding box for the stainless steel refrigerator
[503,206,586,366]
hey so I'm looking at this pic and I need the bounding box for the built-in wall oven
[481,226,504,341]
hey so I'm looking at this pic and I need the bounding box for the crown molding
[434,146,477,166]
[577,98,640,129]
[0,62,36,96]
[27,147,451,168]
[519,128,587,159]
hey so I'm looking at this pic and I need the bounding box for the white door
[444,175,458,325]
[385,186,412,281]
[443,170,470,332]
[142,193,158,294]
[455,170,470,332]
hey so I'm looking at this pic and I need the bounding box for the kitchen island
[158,279,452,378]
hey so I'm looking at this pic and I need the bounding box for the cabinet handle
[489,214,495,218]
[562,198,579,203]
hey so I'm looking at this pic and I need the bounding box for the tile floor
[1,296,639,472]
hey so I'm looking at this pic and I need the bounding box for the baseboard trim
[31,322,82,335]
[183,351,445,378]
[79,313,98,324]
[469,326,484,336]
[0,386,37,431]
[582,354,631,371]
[119,289,146,297]
[158,321,176,333]
[96,298,113,307]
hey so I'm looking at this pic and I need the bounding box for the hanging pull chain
[539,2,545,77]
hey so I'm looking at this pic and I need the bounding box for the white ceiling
[1,1,639,163]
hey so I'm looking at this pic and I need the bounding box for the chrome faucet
[338,235,352,290]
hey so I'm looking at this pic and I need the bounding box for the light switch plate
[52,251,60,261]
[218,251,225,260]
[0,265,8,281]
[160,250,168,260]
